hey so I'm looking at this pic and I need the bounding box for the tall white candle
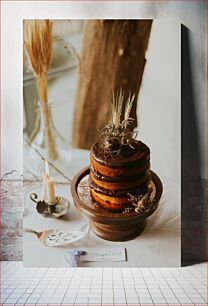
[44,160,56,205]
[46,176,56,204]
[42,174,48,201]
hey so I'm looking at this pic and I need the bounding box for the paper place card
[80,247,126,262]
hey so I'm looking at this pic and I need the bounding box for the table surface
[23,147,181,268]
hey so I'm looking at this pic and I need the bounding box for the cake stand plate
[71,166,163,242]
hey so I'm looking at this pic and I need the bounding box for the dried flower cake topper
[99,89,138,154]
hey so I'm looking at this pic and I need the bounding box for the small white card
[80,247,126,262]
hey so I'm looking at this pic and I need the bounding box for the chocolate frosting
[91,139,150,169]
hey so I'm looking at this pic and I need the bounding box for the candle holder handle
[30,193,39,204]
[29,193,70,218]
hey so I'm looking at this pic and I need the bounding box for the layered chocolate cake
[89,139,151,211]
[88,90,152,212]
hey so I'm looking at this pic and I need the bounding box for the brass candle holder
[30,193,70,218]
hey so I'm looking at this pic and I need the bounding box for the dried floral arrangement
[124,187,156,214]
[99,89,137,154]
[24,20,58,160]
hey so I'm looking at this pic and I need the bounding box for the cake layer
[89,177,150,198]
[91,156,150,177]
[90,171,151,193]
[91,140,150,169]
[91,189,131,211]
[91,168,149,183]
[90,140,150,178]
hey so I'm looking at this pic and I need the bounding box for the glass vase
[27,101,72,180]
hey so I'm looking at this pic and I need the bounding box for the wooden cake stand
[71,166,163,242]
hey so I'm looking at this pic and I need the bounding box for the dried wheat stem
[37,73,48,103]
[124,93,135,121]
[41,103,58,160]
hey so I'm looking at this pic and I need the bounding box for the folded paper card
[80,247,126,262]
[64,247,126,266]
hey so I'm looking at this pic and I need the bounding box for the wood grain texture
[72,20,152,149]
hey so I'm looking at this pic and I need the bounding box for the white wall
[1,1,206,181]
[138,19,180,185]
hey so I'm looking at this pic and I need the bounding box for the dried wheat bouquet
[24,19,58,160]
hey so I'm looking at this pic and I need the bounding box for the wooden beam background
[72,20,152,149]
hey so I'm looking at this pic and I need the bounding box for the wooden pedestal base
[71,166,163,242]
[90,220,146,242]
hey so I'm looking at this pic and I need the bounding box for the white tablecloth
[23,148,181,267]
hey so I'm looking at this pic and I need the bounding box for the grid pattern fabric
[0,262,207,305]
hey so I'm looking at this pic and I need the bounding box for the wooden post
[72,20,152,149]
